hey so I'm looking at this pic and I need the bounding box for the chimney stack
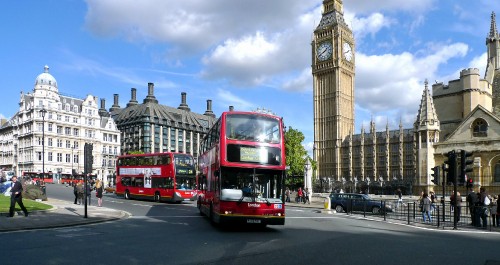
[203,99,216,118]
[109,94,121,112]
[126,88,139,107]
[177,92,191,111]
[143,82,159,104]
[98,98,110,117]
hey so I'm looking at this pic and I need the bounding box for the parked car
[329,193,392,214]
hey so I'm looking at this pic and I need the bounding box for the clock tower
[312,0,355,179]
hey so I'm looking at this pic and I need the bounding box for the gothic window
[494,162,500,183]
[472,118,488,137]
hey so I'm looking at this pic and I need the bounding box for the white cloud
[354,42,469,129]
[200,32,280,86]
[347,13,395,38]
[468,52,487,74]
[282,68,312,92]
[345,0,435,15]
[84,0,318,88]
[215,89,255,111]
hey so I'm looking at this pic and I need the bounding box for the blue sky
[1,0,499,154]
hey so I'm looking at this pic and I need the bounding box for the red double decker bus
[22,172,54,184]
[197,111,286,226]
[115,152,197,203]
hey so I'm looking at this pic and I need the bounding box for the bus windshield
[174,154,196,190]
[226,114,281,144]
[220,167,284,201]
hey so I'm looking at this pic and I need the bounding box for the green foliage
[285,127,308,181]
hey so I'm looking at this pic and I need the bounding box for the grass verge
[0,194,52,213]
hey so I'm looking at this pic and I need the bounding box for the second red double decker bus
[115,152,197,203]
[197,110,286,226]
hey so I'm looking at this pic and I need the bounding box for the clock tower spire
[312,0,355,179]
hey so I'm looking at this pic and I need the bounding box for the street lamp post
[40,108,47,182]
[71,145,75,178]
[304,159,311,201]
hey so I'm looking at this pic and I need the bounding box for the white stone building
[0,65,120,185]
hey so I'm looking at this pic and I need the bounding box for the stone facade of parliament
[313,0,500,194]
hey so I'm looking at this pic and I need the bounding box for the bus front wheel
[125,190,130,200]
[154,192,161,202]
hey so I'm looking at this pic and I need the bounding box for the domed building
[0,65,121,185]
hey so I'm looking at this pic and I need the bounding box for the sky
[1,0,500,155]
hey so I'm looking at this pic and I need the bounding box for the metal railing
[341,198,500,232]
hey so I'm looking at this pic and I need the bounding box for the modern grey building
[110,83,217,158]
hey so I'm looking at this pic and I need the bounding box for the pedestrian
[86,180,92,206]
[421,192,432,223]
[466,188,478,226]
[9,176,29,217]
[96,179,103,207]
[450,191,463,223]
[396,188,403,209]
[285,187,291,203]
[429,191,437,213]
[491,195,497,227]
[495,194,500,227]
[479,187,489,228]
[297,187,303,203]
[303,188,310,204]
[76,181,84,205]
[73,182,78,204]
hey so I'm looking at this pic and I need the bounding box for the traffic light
[84,143,93,174]
[466,177,474,189]
[430,166,440,185]
[460,150,473,186]
[443,150,456,184]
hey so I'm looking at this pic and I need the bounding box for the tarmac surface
[0,197,325,233]
[0,198,129,232]
[1,195,497,233]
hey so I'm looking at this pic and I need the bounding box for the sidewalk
[285,196,326,209]
[0,198,129,232]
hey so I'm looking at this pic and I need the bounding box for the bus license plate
[247,219,261,224]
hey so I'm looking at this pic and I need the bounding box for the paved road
[1,185,499,265]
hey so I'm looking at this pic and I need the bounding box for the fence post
[437,204,440,227]
[407,202,410,225]
[383,200,386,221]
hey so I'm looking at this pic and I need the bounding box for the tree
[285,127,308,187]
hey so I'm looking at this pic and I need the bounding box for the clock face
[316,42,332,61]
[343,42,353,62]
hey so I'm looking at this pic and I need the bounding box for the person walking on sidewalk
[303,188,310,204]
[73,182,78,204]
[9,176,28,217]
[76,181,84,205]
[285,187,291,203]
[86,180,92,206]
[450,191,463,222]
[467,188,478,226]
[95,179,104,207]
[297,187,303,203]
[421,192,432,223]
[395,188,403,209]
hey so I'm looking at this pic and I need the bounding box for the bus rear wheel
[125,190,130,200]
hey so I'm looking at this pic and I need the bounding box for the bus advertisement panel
[115,152,197,203]
[197,111,286,226]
